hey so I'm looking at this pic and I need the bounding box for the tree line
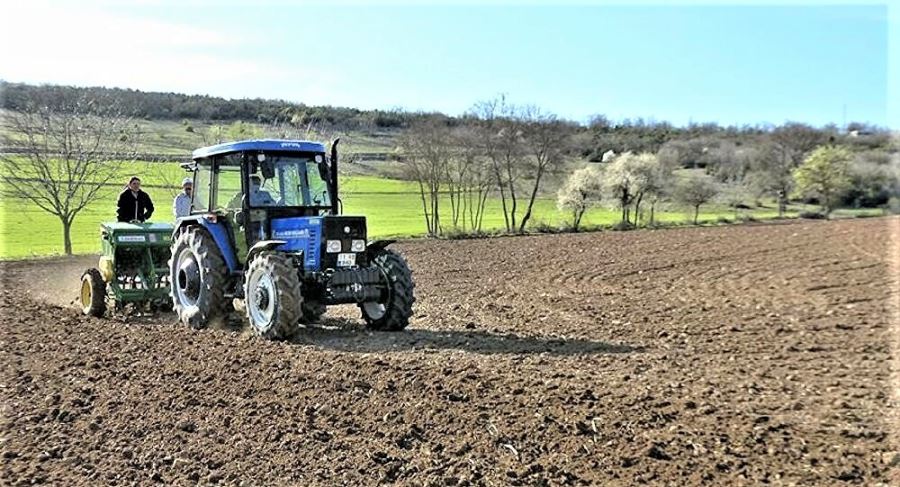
[1,84,896,252]
[557,145,876,232]
[397,97,581,235]
[396,97,896,236]
[0,81,452,129]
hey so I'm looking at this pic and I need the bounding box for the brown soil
[1,218,898,486]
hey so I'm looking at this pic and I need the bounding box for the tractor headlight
[326,240,342,253]
[350,239,366,252]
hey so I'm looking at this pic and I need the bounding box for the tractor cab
[185,139,353,268]
[170,139,415,340]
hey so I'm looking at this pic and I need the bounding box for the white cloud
[0,2,341,104]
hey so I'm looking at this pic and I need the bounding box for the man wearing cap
[173,177,193,218]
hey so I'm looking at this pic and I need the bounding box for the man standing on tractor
[116,176,155,222]
[173,177,193,218]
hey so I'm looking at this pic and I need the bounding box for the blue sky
[0,2,893,127]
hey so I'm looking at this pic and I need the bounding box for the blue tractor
[169,139,415,339]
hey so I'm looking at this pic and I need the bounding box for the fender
[366,239,396,256]
[173,215,240,273]
[247,240,288,264]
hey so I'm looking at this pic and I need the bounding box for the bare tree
[765,123,827,216]
[470,96,526,232]
[443,130,469,231]
[398,120,452,236]
[675,173,719,224]
[518,107,569,232]
[456,127,494,232]
[657,138,705,169]
[628,153,668,226]
[717,179,751,219]
[445,126,492,232]
[144,163,182,200]
[0,93,140,254]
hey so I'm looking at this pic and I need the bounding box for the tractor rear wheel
[245,252,303,340]
[170,227,228,330]
[80,268,107,317]
[360,249,415,331]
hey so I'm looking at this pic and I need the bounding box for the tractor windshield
[253,155,332,208]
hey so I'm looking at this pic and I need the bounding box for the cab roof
[192,139,326,160]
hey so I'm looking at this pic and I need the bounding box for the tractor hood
[270,216,367,270]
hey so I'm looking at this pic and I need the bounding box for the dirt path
[1,218,897,485]
[0,255,97,308]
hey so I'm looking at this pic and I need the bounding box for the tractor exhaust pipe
[330,138,340,214]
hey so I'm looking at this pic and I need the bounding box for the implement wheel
[80,268,107,317]
[169,227,228,330]
[245,252,303,340]
[360,249,415,331]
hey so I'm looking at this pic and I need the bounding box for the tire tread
[361,249,415,331]
[245,253,302,340]
[169,227,228,330]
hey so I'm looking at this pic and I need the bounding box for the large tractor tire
[80,268,107,317]
[244,252,303,340]
[170,227,228,330]
[360,248,415,331]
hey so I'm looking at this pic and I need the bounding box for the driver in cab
[248,175,277,206]
[228,175,277,208]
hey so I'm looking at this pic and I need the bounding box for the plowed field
[2,218,898,485]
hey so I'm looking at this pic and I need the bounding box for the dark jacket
[117,188,154,222]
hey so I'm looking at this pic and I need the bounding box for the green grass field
[0,161,883,259]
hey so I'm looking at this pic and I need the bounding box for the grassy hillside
[125,118,400,157]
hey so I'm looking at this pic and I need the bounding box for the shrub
[799,211,827,219]
[611,220,636,231]
[531,221,564,234]
[889,197,900,215]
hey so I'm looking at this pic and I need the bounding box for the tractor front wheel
[80,268,107,317]
[360,249,415,331]
[170,227,228,330]
[245,253,303,340]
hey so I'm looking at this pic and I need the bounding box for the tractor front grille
[320,216,367,269]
